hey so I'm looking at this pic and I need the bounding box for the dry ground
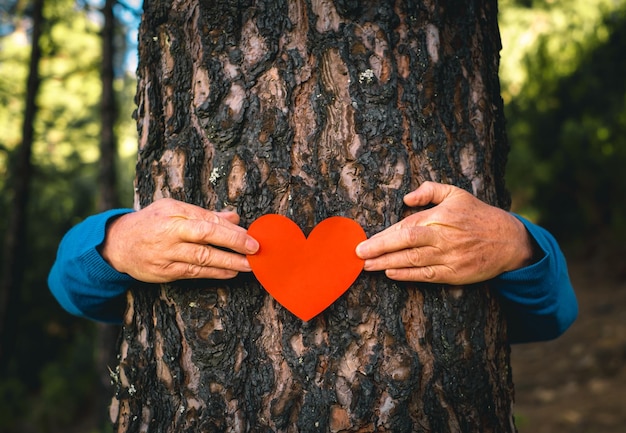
[511,244,626,433]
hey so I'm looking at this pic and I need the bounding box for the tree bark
[112,1,514,432]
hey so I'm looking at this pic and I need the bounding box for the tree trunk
[112,1,514,432]
[0,0,44,373]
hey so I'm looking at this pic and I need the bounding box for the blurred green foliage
[500,0,626,241]
[1,0,625,431]
[0,1,135,432]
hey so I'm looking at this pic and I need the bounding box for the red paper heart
[247,214,366,321]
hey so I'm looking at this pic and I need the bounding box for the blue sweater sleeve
[48,209,136,323]
[49,209,578,342]
[493,214,578,344]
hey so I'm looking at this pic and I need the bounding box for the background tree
[501,0,626,243]
[0,0,138,431]
[112,0,514,431]
[96,0,124,430]
[0,0,44,373]
[98,0,121,212]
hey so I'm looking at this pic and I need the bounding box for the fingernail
[385,269,401,280]
[355,242,367,258]
[246,238,260,253]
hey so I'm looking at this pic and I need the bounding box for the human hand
[355,182,535,284]
[100,199,259,282]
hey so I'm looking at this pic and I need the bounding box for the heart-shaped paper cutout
[247,214,366,321]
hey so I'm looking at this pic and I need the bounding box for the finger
[356,226,435,260]
[169,201,245,232]
[194,245,252,271]
[216,210,241,226]
[366,203,442,243]
[385,266,442,283]
[171,243,252,273]
[167,261,241,281]
[179,219,259,254]
[403,181,455,208]
[366,212,427,240]
[362,244,442,271]
[198,208,246,232]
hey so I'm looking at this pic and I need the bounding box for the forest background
[0,0,625,432]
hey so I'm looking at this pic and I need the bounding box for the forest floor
[511,240,626,433]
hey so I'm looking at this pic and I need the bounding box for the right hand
[356,182,535,284]
[100,198,259,282]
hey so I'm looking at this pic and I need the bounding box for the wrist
[98,214,128,274]
[507,216,542,271]
[507,215,541,271]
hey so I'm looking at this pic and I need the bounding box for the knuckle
[422,266,437,281]
[404,227,421,247]
[206,211,221,224]
[185,263,203,278]
[162,262,190,281]
[199,220,218,240]
[405,248,422,267]
[195,245,214,266]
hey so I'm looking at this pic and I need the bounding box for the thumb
[403,181,455,207]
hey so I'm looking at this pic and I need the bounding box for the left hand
[100,199,259,283]
[355,181,535,284]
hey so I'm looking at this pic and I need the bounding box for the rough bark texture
[112,1,515,432]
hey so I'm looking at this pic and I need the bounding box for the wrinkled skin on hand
[356,182,535,285]
[101,182,534,286]
[100,198,259,282]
